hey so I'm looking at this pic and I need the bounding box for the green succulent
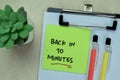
[0,5,33,49]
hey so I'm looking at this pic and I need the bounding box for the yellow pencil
[100,52,109,80]
[100,38,111,80]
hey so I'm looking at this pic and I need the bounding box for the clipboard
[38,7,120,80]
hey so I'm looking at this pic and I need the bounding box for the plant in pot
[0,5,33,49]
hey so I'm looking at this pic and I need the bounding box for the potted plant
[0,5,33,49]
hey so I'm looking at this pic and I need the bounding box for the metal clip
[84,4,93,12]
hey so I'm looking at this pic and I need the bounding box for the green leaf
[4,24,11,29]
[3,16,9,22]
[15,38,24,45]
[17,7,24,14]
[0,9,4,21]
[14,22,23,30]
[0,42,4,48]
[0,28,10,35]
[10,12,17,23]
[24,24,33,32]
[0,22,7,28]
[21,11,27,18]
[4,5,13,16]
[11,32,18,40]
[19,30,29,39]
[0,9,4,14]
[0,15,2,21]
[11,25,16,32]
[5,39,14,49]
[0,25,4,28]
[1,22,11,29]
[18,13,27,23]
[0,34,9,43]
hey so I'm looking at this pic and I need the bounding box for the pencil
[100,38,111,80]
[88,48,97,80]
[100,52,109,80]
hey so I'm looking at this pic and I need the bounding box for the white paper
[38,12,120,80]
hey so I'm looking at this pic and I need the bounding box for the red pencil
[88,48,97,80]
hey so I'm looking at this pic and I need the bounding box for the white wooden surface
[0,0,120,80]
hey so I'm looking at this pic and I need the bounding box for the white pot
[23,17,33,45]
[23,30,33,45]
